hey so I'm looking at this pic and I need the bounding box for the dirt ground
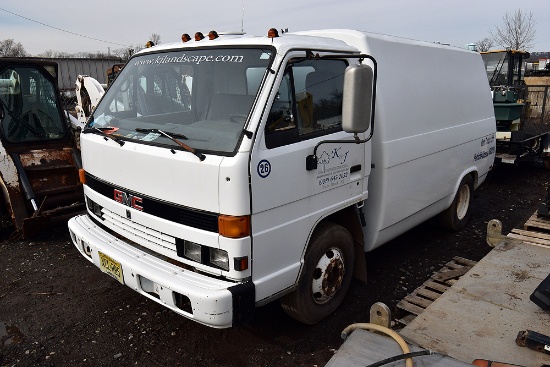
[0,160,548,367]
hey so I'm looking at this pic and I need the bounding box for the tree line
[0,33,161,60]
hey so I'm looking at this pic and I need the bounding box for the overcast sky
[1,1,549,56]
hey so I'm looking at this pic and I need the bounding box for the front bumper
[68,214,254,328]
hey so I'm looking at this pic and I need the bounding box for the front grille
[86,173,219,232]
[87,211,194,272]
[101,209,176,254]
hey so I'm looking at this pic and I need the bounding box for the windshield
[481,51,524,87]
[482,52,508,87]
[0,66,66,143]
[89,47,273,155]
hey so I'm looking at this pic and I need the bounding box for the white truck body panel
[68,29,495,327]
[299,30,495,250]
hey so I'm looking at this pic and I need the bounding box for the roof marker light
[208,30,219,40]
[267,28,279,38]
[195,32,205,41]
[145,41,155,48]
[181,33,191,42]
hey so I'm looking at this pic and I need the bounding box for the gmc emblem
[114,189,143,211]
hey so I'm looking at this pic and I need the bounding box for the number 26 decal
[257,160,271,178]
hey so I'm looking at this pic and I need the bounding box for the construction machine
[74,64,123,125]
[481,49,550,167]
[0,58,84,237]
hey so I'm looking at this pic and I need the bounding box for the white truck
[68,29,496,328]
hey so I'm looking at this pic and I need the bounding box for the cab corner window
[266,58,346,149]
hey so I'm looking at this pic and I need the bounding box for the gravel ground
[0,160,548,367]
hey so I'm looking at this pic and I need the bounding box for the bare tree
[476,37,493,52]
[0,39,27,57]
[37,50,56,58]
[112,46,138,60]
[490,9,536,50]
[150,33,161,46]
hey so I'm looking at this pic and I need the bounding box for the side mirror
[342,64,374,134]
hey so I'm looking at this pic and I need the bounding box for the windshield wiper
[135,128,188,140]
[135,128,205,161]
[82,126,125,146]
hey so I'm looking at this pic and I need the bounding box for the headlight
[183,241,202,263]
[209,248,229,271]
[179,239,229,272]
[86,196,103,218]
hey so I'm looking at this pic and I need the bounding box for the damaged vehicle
[0,58,84,237]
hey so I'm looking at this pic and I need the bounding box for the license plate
[98,251,124,284]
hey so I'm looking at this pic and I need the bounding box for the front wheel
[280,222,354,324]
[438,174,474,231]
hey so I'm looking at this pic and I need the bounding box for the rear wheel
[280,222,354,324]
[438,175,473,231]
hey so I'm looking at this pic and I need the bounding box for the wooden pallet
[524,211,550,232]
[508,228,550,247]
[512,211,550,247]
[395,256,477,326]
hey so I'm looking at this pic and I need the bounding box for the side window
[266,73,295,133]
[266,58,346,148]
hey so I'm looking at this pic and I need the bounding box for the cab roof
[135,30,359,56]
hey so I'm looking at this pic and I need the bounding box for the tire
[438,174,474,231]
[280,222,354,324]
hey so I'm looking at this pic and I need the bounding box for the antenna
[241,0,244,33]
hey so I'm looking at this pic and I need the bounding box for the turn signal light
[79,168,86,184]
[234,256,249,271]
[218,215,250,238]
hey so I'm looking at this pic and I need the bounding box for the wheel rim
[311,247,345,305]
[456,184,471,220]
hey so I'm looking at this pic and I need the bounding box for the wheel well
[470,170,479,189]
[324,206,364,245]
[322,205,368,282]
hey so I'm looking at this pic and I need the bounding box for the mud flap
[228,281,255,326]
